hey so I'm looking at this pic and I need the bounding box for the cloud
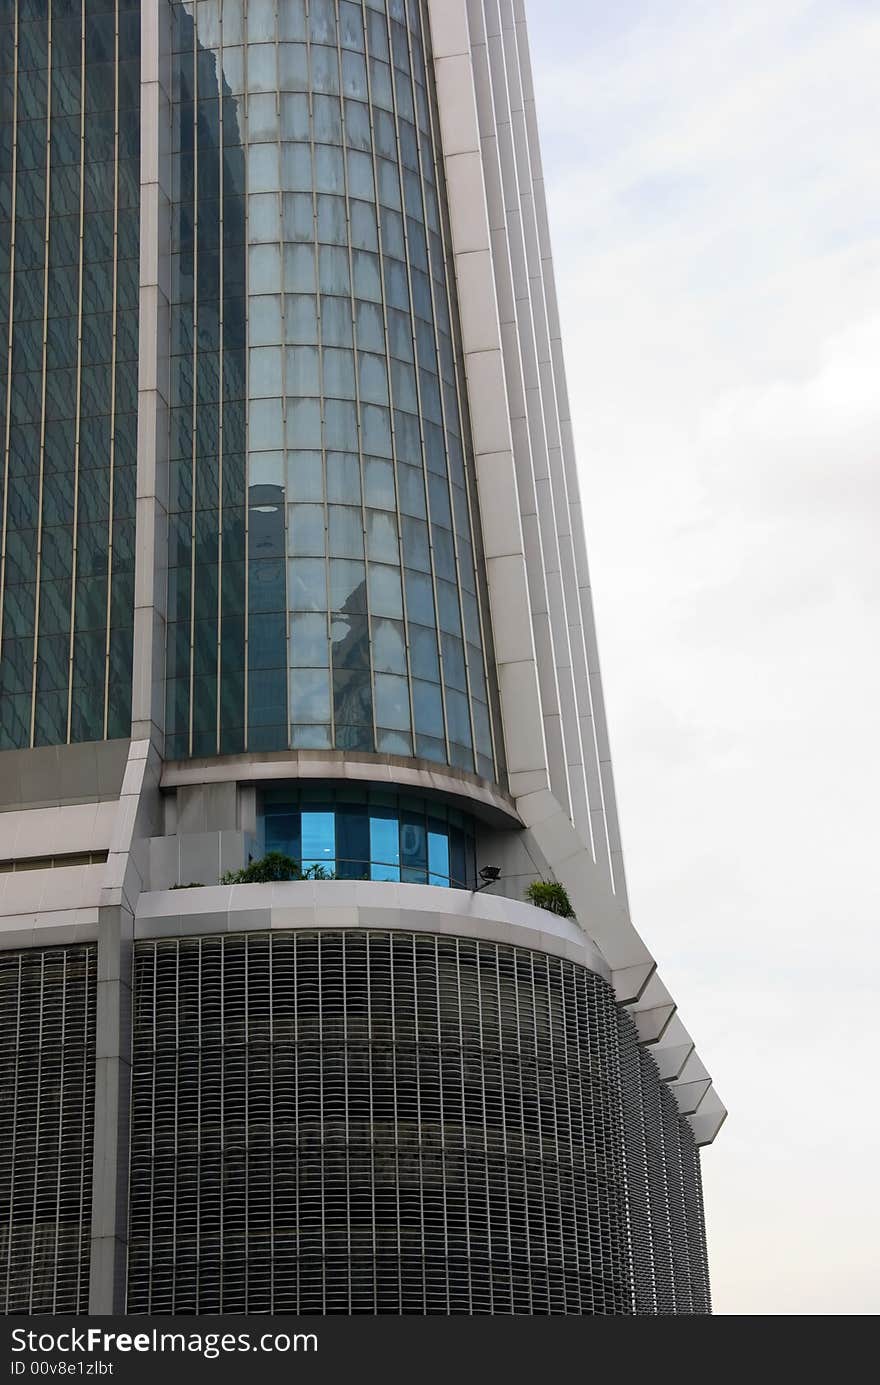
[527,0,880,1313]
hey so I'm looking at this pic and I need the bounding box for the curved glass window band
[261,784,476,888]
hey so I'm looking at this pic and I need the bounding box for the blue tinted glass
[265,811,300,859]
[336,805,370,880]
[449,826,467,888]
[301,810,336,874]
[400,811,427,884]
[428,826,450,886]
[370,810,400,881]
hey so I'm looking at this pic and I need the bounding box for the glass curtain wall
[164,0,498,781]
[0,0,140,750]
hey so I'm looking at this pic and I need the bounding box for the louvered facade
[126,931,710,1315]
[0,944,96,1315]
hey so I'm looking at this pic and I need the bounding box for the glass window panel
[473,699,493,760]
[449,826,468,888]
[280,94,310,143]
[428,827,450,886]
[287,557,327,611]
[247,95,279,142]
[288,503,325,556]
[370,810,400,881]
[316,192,346,244]
[313,93,342,144]
[282,190,314,240]
[315,144,344,194]
[352,249,381,301]
[265,811,300,860]
[367,562,403,619]
[281,143,312,198]
[279,41,309,91]
[311,43,340,96]
[375,729,411,755]
[397,463,426,517]
[292,724,332,749]
[333,667,372,725]
[385,307,412,362]
[322,347,356,398]
[286,396,321,447]
[445,689,472,747]
[326,451,361,503]
[343,96,371,150]
[404,568,434,625]
[412,678,444,738]
[350,198,378,252]
[285,293,319,343]
[366,509,398,563]
[291,667,331,724]
[324,398,358,450]
[330,612,370,669]
[249,345,283,396]
[340,2,365,53]
[319,243,350,294]
[290,612,329,667]
[371,616,406,675]
[409,623,439,681]
[363,456,395,509]
[400,811,427,883]
[346,147,374,200]
[284,241,316,292]
[248,0,275,41]
[301,809,335,873]
[358,351,388,405]
[247,140,279,192]
[437,579,462,635]
[279,0,307,42]
[286,450,324,501]
[402,516,430,572]
[341,48,368,100]
[391,357,418,411]
[285,344,320,394]
[329,558,367,613]
[355,298,384,352]
[249,294,283,346]
[361,402,391,455]
[375,672,411,732]
[248,397,283,450]
[441,633,467,692]
[321,294,353,347]
[328,505,364,559]
[336,804,369,880]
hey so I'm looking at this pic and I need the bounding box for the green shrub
[220,853,338,885]
[221,851,301,885]
[525,879,575,919]
[301,863,336,880]
[170,882,204,890]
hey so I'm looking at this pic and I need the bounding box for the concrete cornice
[160,749,521,827]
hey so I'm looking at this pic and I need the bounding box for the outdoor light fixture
[476,865,501,890]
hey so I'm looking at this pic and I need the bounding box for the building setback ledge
[134,878,611,981]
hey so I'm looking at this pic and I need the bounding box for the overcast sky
[526,0,880,1314]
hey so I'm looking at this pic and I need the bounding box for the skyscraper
[0,0,725,1316]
